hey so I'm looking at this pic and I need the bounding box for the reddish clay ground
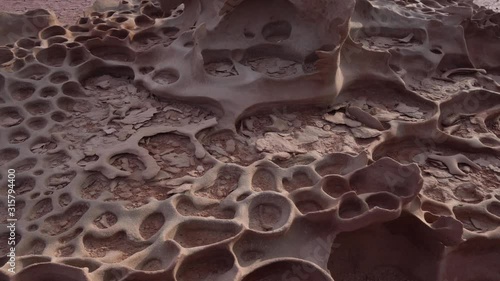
[1,0,499,26]
[1,0,94,25]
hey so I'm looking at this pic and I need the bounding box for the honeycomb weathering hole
[26,117,48,130]
[242,260,331,281]
[24,99,52,115]
[17,64,50,80]
[365,192,401,211]
[152,69,179,85]
[62,81,87,97]
[322,175,351,198]
[248,193,292,232]
[36,44,67,66]
[50,71,70,84]
[170,219,241,248]
[0,148,20,166]
[40,25,67,39]
[0,48,14,64]
[0,106,24,127]
[292,190,330,214]
[8,81,36,101]
[261,20,292,43]
[338,195,368,219]
[176,248,235,281]
[139,212,165,239]
[13,263,90,281]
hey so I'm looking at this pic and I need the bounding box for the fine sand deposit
[0,0,500,281]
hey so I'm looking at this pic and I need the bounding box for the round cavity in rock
[176,248,235,281]
[40,86,58,98]
[0,48,14,64]
[0,106,24,127]
[68,46,90,66]
[139,66,154,74]
[453,183,484,203]
[17,64,50,80]
[242,260,331,281]
[49,71,70,84]
[59,193,72,207]
[283,171,314,192]
[248,193,292,232]
[13,59,26,71]
[12,157,37,173]
[295,200,324,214]
[95,24,114,32]
[114,17,129,23]
[430,47,443,55]
[338,195,368,219]
[40,25,67,39]
[365,192,400,211]
[48,36,68,46]
[16,38,36,49]
[170,219,241,248]
[261,20,292,43]
[36,44,67,67]
[322,175,351,198]
[0,148,20,166]
[486,201,500,218]
[17,176,36,194]
[152,69,179,84]
[424,212,440,224]
[50,111,67,122]
[141,3,164,19]
[109,29,129,39]
[26,117,48,130]
[453,206,500,233]
[68,25,90,32]
[8,81,36,101]
[66,43,81,49]
[29,198,53,220]
[24,100,52,116]
[94,212,118,229]
[132,31,161,47]
[62,81,87,97]
[135,15,154,27]
[9,128,30,144]
[13,263,90,281]
[479,136,500,147]
[161,27,179,37]
[139,212,165,240]
[14,49,28,59]
[28,224,38,231]
[252,168,277,192]
[237,193,251,201]
[243,29,255,38]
